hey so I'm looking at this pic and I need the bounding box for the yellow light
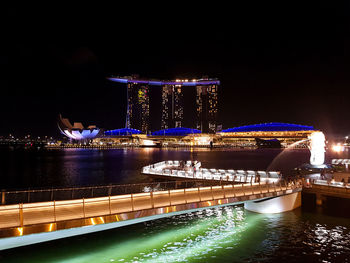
[17,227,23,236]
[90,218,96,225]
[115,215,120,221]
[142,139,156,146]
[48,223,54,232]
[99,217,105,224]
[332,144,343,152]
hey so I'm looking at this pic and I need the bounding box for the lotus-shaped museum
[58,115,101,140]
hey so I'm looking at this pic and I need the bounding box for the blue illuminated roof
[105,128,142,136]
[152,127,201,136]
[221,122,315,133]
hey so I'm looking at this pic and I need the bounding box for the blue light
[151,127,201,136]
[108,78,128,83]
[221,122,315,133]
[108,78,220,86]
[105,128,142,136]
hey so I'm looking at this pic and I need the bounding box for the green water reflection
[2,206,350,263]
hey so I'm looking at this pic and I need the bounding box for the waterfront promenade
[142,160,281,183]
[2,159,350,251]
[0,179,300,250]
[303,179,350,205]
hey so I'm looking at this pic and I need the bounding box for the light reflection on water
[2,205,350,263]
[0,148,310,189]
[1,147,348,190]
[1,148,350,262]
[58,206,254,263]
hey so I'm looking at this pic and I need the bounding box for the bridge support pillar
[244,192,301,214]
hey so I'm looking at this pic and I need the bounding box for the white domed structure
[58,114,101,140]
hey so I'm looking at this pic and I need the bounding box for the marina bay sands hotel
[108,76,220,133]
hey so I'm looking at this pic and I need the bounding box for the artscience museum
[58,115,102,141]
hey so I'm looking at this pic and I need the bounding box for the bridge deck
[142,160,281,183]
[304,179,350,198]
[0,182,300,237]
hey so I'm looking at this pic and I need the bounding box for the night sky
[2,3,350,138]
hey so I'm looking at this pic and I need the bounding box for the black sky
[2,2,350,138]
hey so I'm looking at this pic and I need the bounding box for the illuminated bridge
[0,167,301,250]
[142,160,281,184]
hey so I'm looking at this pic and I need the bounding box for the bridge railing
[305,179,350,189]
[1,179,245,206]
[142,160,281,184]
[0,180,301,230]
[331,159,350,165]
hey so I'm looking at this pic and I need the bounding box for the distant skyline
[2,3,350,138]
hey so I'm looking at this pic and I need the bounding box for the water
[1,147,350,262]
[1,206,350,262]
[1,147,342,190]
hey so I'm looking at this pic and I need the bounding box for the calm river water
[1,148,350,262]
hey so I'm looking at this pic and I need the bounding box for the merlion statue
[308,131,326,166]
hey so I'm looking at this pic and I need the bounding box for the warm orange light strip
[17,227,23,236]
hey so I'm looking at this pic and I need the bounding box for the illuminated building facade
[93,122,318,148]
[109,76,220,133]
[196,84,218,133]
[126,82,150,133]
[218,122,317,148]
[161,85,184,129]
